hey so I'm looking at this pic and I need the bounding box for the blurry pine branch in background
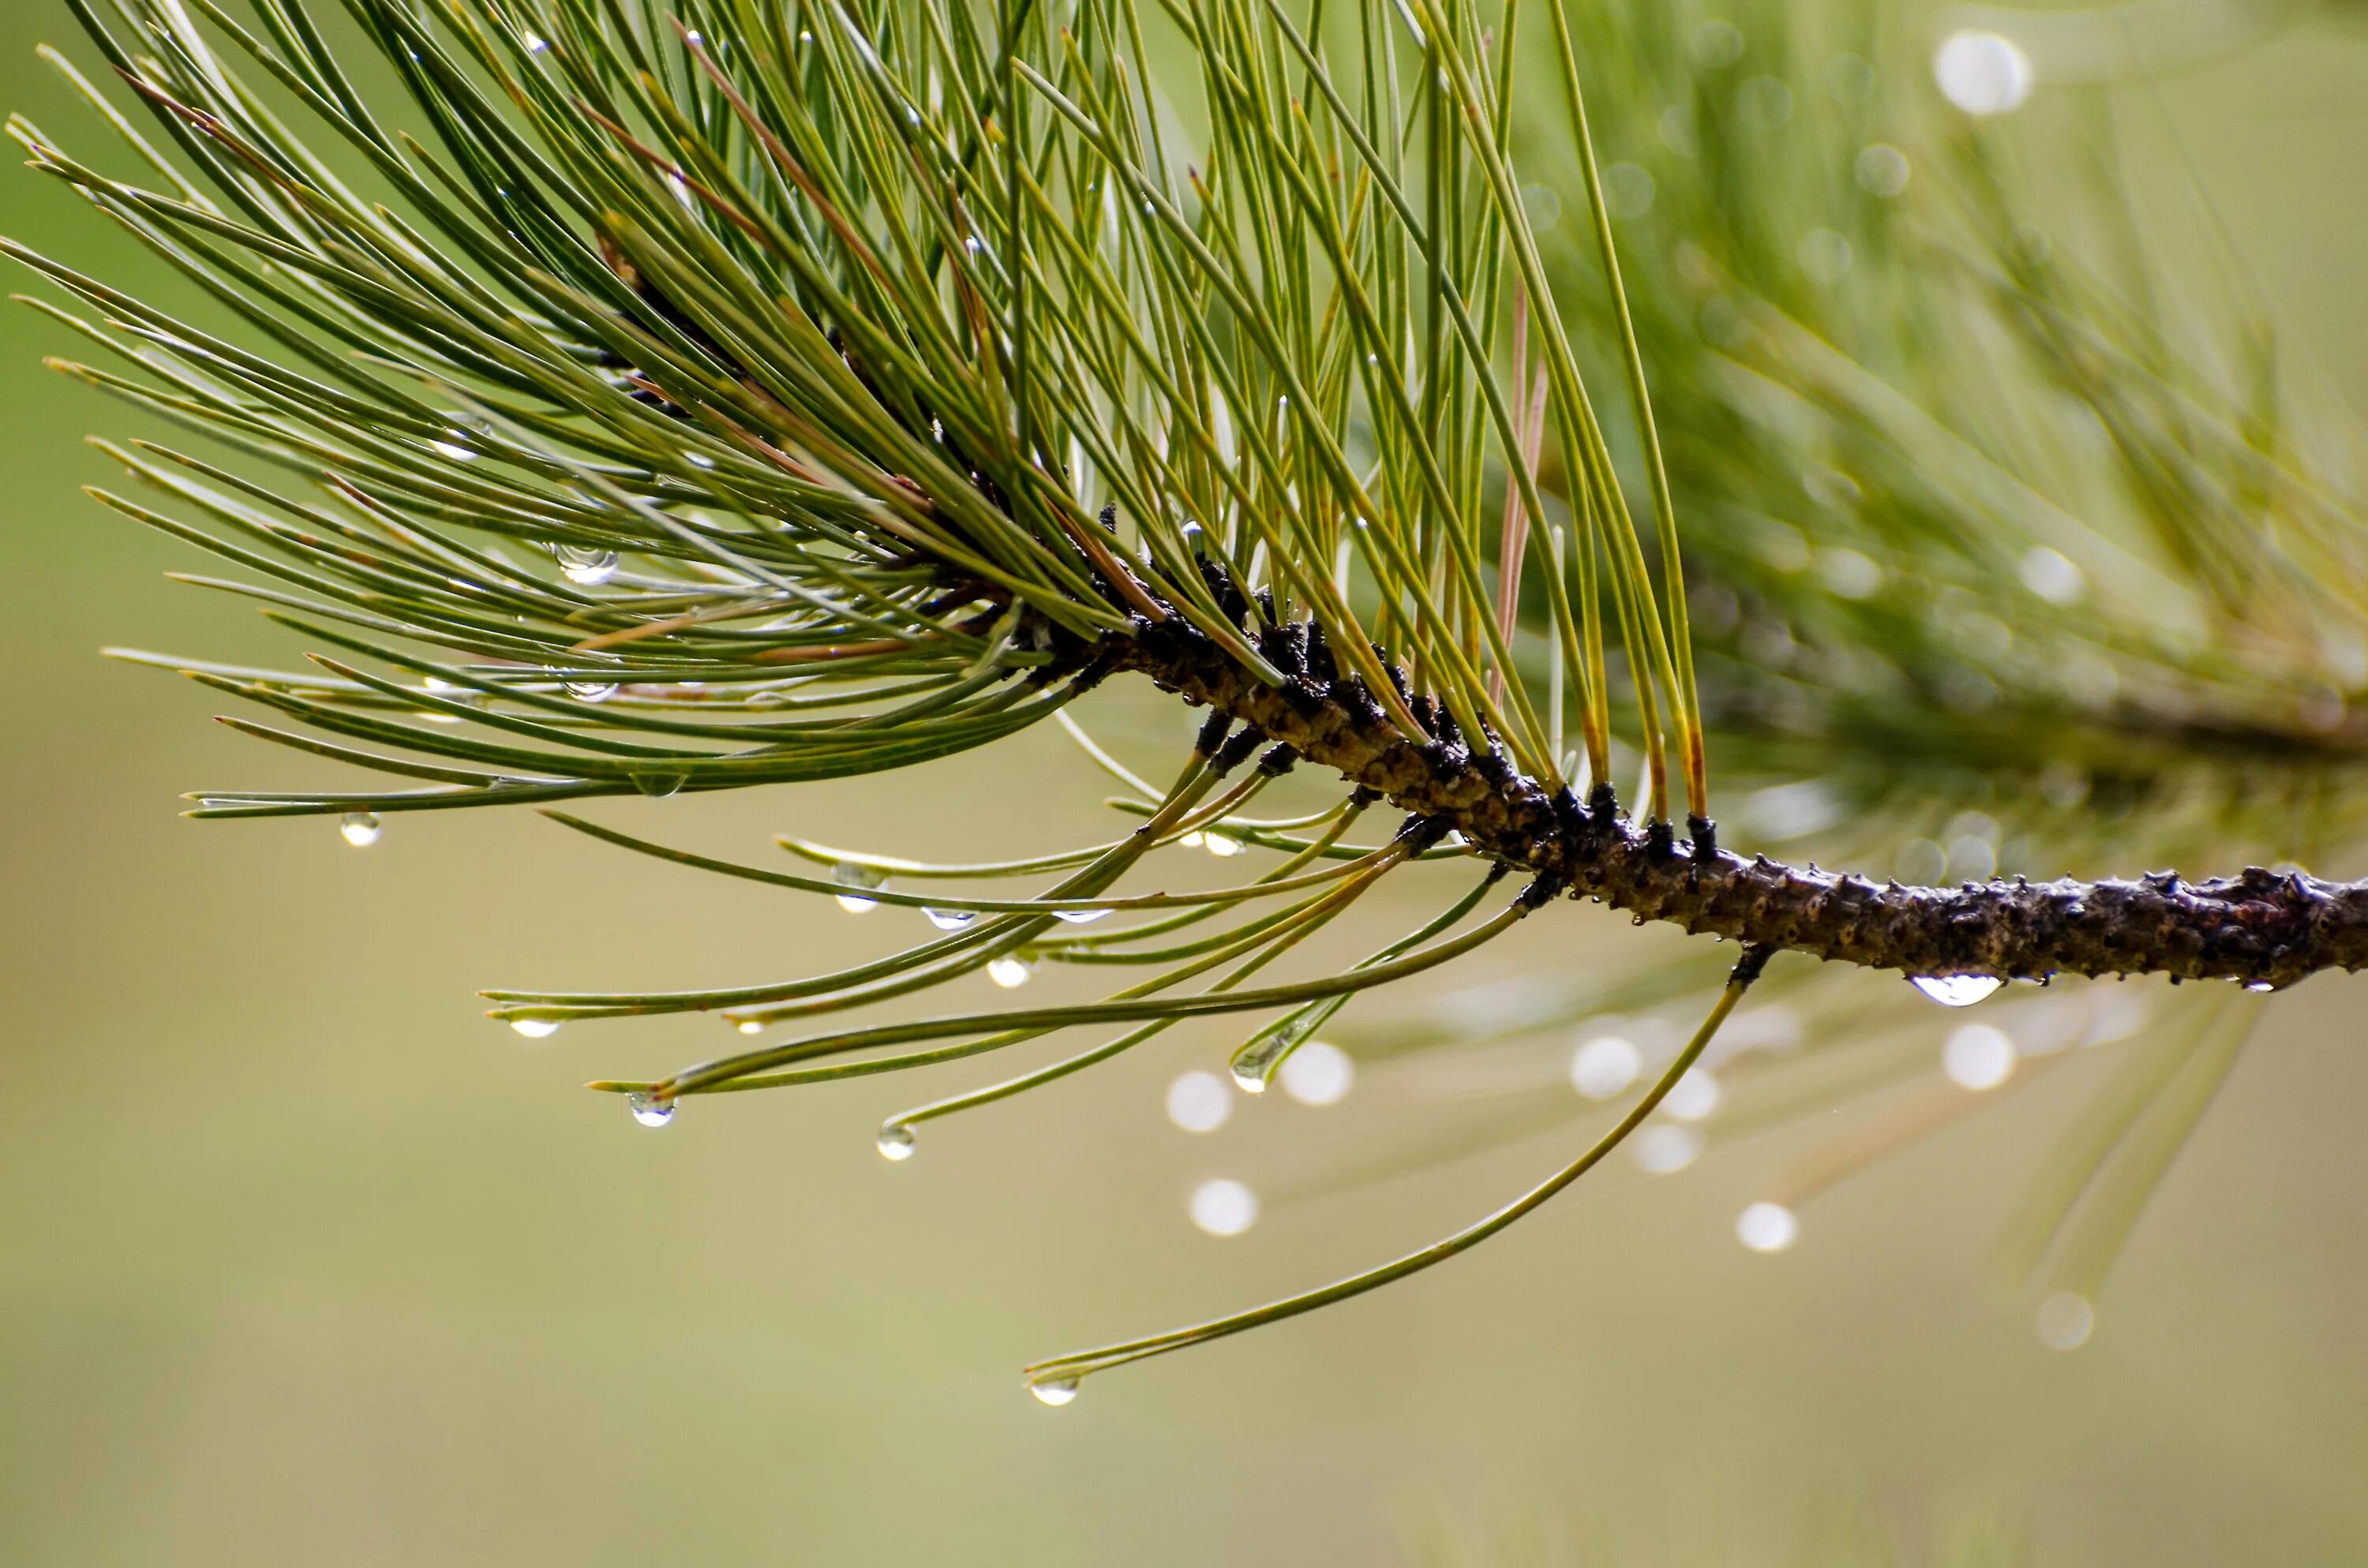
[8,0,2364,1396]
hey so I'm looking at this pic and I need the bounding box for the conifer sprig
[13,0,2367,1391]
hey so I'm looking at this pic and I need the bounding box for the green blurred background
[4,2,2366,1563]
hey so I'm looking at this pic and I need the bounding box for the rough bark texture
[1074,608,2368,993]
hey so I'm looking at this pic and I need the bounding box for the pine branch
[1081,590,2368,990]
[13,0,2366,1394]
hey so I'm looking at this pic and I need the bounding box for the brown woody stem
[1077,609,2367,993]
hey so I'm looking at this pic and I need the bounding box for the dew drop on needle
[1910,974,2002,1008]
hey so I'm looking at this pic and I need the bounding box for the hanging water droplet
[1569,1035,1643,1099]
[1053,907,1111,925]
[876,1123,916,1162]
[1188,1177,1259,1236]
[735,1019,763,1035]
[1028,1375,1080,1407]
[924,907,977,931]
[631,773,687,799]
[2243,979,2276,994]
[509,1016,562,1038]
[1278,1040,1354,1106]
[551,543,620,586]
[1228,1057,1268,1095]
[1736,1201,1799,1253]
[627,1091,676,1128]
[1178,830,1206,848]
[1203,831,1243,859]
[339,810,383,848]
[1663,1067,1722,1122]
[1630,1124,1702,1174]
[2035,1291,2094,1350]
[1164,1070,1233,1132]
[1943,1024,2017,1090]
[1909,974,2003,1008]
[564,680,619,703]
[1933,29,2033,117]
[832,862,886,914]
[987,956,1032,988]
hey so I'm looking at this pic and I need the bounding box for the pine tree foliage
[10,0,2366,1391]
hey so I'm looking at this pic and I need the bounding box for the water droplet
[1798,228,1854,286]
[735,1019,762,1035]
[1943,1024,2016,1090]
[1736,1201,1799,1253]
[1279,1041,1354,1106]
[924,907,977,931]
[551,543,619,586]
[1028,1375,1079,1407]
[832,862,886,914]
[1630,1125,1702,1174]
[2035,1291,2094,1350]
[339,810,383,848]
[429,439,478,462]
[628,1091,675,1128]
[1933,29,2033,116]
[1691,17,1743,68]
[508,1016,562,1040]
[876,1123,916,1161]
[2243,980,2276,994]
[987,956,1032,989]
[2019,545,2084,604]
[1663,1066,1722,1123]
[1569,1035,1642,1099]
[1229,1058,1268,1095]
[1737,73,1794,129]
[1165,1070,1233,1132]
[1188,1177,1259,1236]
[632,773,686,798]
[524,32,549,53]
[1910,974,2003,1008]
[1052,907,1111,925]
[1203,831,1243,858]
[1178,830,1206,848]
[564,680,618,702]
[1855,142,1910,198]
[685,451,716,470]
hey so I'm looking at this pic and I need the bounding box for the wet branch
[1068,597,2368,993]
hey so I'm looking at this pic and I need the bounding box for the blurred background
[4,1,2368,1562]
